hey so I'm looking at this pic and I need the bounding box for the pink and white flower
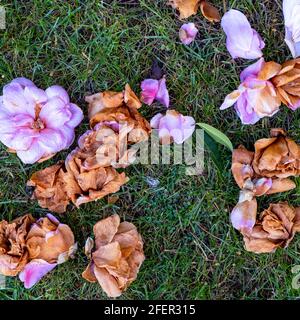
[179,23,198,45]
[140,77,169,108]
[221,9,265,60]
[0,78,83,164]
[220,58,281,125]
[150,110,195,144]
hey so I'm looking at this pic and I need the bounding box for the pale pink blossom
[221,9,265,59]
[150,110,195,144]
[140,77,169,107]
[0,78,83,164]
[220,58,281,124]
[283,0,300,58]
[179,23,198,45]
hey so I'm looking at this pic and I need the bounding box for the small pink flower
[150,110,195,144]
[220,58,281,124]
[221,9,265,59]
[140,77,169,107]
[0,77,83,164]
[179,23,198,45]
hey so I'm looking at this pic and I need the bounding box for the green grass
[0,0,300,300]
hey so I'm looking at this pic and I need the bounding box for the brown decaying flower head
[82,214,145,298]
[231,129,299,197]
[271,58,300,110]
[28,85,150,213]
[243,202,300,254]
[168,0,220,21]
[0,214,35,276]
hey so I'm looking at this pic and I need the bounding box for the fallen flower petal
[168,0,200,19]
[82,214,145,298]
[179,23,198,45]
[283,0,300,58]
[141,77,169,108]
[200,1,221,22]
[0,78,83,164]
[19,259,57,289]
[150,110,195,144]
[221,9,265,59]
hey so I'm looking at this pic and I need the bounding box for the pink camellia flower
[283,0,300,58]
[221,9,265,59]
[150,110,195,144]
[179,23,198,45]
[220,58,282,124]
[0,77,83,164]
[140,77,169,107]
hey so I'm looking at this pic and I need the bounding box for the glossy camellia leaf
[203,132,224,173]
[198,123,233,151]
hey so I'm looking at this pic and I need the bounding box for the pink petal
[179,23,198,45]
[19,259,57,289]
[66,103,84,128]
[156,78,170,108]
[283,0,300,58]
[2,83,36,117]
[234,92,261,125]
[11,77,35,88]
[220,90,241,110]
[240,58,265,82]
[16,140,45,164]
[141,79,159,105]
[221,9,264,59]
[37,128,65,153]
[39,97,72,128]
[23,86,47,104]
[45,85,70,104]
[150,113,163,129]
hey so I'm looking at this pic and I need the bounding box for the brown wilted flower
[252,128,300,179]
[231,129,299,196]
[18,214,77,288]
[168,0,220,21]
[0,214,35,276]
[242,202,300,254]
[271,58,300,110]
[27,85,151,213]
[82,214,145,298]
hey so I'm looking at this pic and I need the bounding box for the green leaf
[197,123,233,151]
[203,132,224,175]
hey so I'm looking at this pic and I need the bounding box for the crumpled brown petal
[168,0,200,19]
[231,129,299,197]
[168,0,220,21]
[0,215,35,276]
[200,1,220,22]
[26,214,76,264]
[28,85,150,213]
[82,214,145,298]
[242,202,300,253]
[271,58,300,109]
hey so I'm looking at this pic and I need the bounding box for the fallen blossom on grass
[0,215,34,276]
[19,213,76,288]
[150,110,195,144]
[221,9,265,59]
[179,22,198,45]
[28,85,150,213]
[243,202,300,253]
[0,78,83,164]
[220,58,281,124]
[140,77,169,108]
[82,214,145,298]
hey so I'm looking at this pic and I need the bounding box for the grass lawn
[1,0,300,300]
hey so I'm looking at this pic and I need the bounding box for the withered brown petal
[168,0,200,19]
[200,1,221,22]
